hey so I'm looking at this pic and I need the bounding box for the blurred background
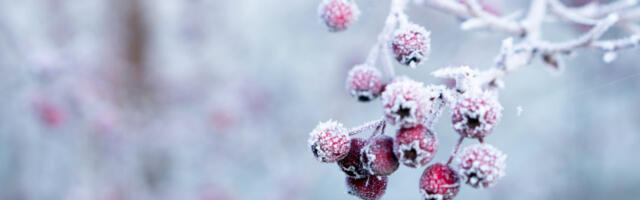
[0,0,639,199]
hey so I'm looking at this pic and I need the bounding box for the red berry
[454,143,506,188]
[346,64,383,102]
[419,163,460,200]
[361,135,399,176]
[338,138,369,178]
[318,0,360,32]
[451,92,502,139]
[391,23,431,68]
[394,125,438,168]
[346,175,388,200]
[308,120,351,162]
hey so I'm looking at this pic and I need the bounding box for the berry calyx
[308,120,351,162]
[391,23,431,68]
[419,163,460,200]
[318,0,360,32]
[451,92,502,139]
[346,64,384,102]
[338,138,369,178]
[454,143,506,188]
[394,125,438,168]
[361,135,399,176]
[346,175,388,200]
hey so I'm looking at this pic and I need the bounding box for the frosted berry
[318,0,360,32]
[308,120,351,162]
[381,78,431,128]
[454,143,506,188]
[361,135,399,176]
[391,23,431,68]
[394,125,438,168]
[419,163,460,200]
[346,175,388,200]
[338,138,369,178]
[451,92,502,139]
[346,64,383,102]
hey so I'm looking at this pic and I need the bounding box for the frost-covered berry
[391,23,431,68]
[381,78,440,128]
[346,175,388,200]
[420,163,460,200]
[394,125,438,168]
[454,143,506,188]
[338,138,369,178]
[451,92,502,139]
[318,0,360,32]
[361,135,399,176]
[346,64,383,102]
[308,120,351,162]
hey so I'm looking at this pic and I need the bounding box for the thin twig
[446,136,465,165]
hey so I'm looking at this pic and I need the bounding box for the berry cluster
[311,0,507,199]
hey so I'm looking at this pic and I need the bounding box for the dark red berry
[394,125,438,168]
[419,163,460,200]
[338,138,369,178]
[361,135,399,176]
[346,175,388,200]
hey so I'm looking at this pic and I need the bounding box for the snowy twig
[348,118,385,136]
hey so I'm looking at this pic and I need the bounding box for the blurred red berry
[308,120,351,162]
[338,138,369,178]
[361,135,399,176]
[394,125,438,168]
[391,23,431,68]
[33,100,65,127]
[318,0,360,32]
[346,64,383,102]
[454,143,506,188]
[419,163,460,200]
[346,175,388,200]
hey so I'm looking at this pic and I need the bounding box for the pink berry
[419,163,460,200]
[391,23,431,68]
[33,100,66,127]
[318,0,360,32]
[338,138,369,178]
[454,143,506,188]
[451,92,502,139]
[361,135,399,176]
[346,175,388,200]
[346,64,383,102]
[394,125,438,168]
[308,120,351,162]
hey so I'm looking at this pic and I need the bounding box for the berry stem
[446,136,465,165]
[349,118,385,136]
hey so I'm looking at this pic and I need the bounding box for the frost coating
[454,143,506,188]
[394,125,438,168]
[308,120,351,162]
[346,64,383,102]
[318,0,360,32]
[391,23,431,68]
[451,91,503,139]
[382,78,443,128]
